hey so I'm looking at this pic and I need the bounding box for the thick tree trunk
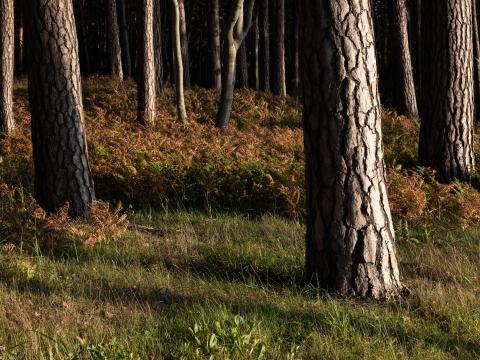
[272,0,286,97]
[215,0,255,129]
[258,0,270,91]
[390,0,418,117]
[178,0,190,87]
[208,0,221,91]
[172,0,187,122]
[137,0,156,125]
[0,0,15,133]
[472,0,480,120]
[107,0,123,80]
[236,42,249,89]
[24,0,95,218]
[117,0,132,77]
[419,0,475,182]
[154,0,164,91]
[301,0,404,299]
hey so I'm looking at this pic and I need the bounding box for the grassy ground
[0,79,479,359]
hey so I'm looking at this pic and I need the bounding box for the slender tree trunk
[154,0,164,91]
[0,0,14,134]
[389,0,418,117]
[253,16,260,91]
[301,0,404,299]
[137,0,156,125]
[236,42,249,89]
[14,0,23,78]
[258,0,270,91]
[117,0,131,77]
[272,0,286,97]
[172,0,187,122]
[107,0,123,79]
[24,0,95,218]
[216,0,255,129]
[419,0,475,182]
[291,1,300,98]
[178,0,190,87]
[208,0,222,91]
[76,0,91,75]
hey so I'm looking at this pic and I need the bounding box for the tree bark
[24,0,95,218]
[0,0,14,133]
[291,1,300,98]
[272,0,286,97]
[172,0,187,122]
[258,0,270,91]
[389,0,418,117]
[215,0,255,129]
[178,0,190,87]
[236,42,249,89]
[75,0,91,75]
[208,0,222,91]
[419,0,475,182]
[301,0,404,299]
[137,0,156,125]
[154,0,164,91]
[472,0,480,120]
[14,0,23,78]
[107,0,123,80]
[117,0,132,77]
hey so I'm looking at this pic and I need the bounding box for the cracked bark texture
[300,0,404,299]
[259,0,270,91]
[419,0,475,182]
[272,0,286,97]
[208,0,221,91]
[0,0,15,133]
[24,0,95,218]
[390,0,418,117]
[107,0,123,80]
[137,0,156,125]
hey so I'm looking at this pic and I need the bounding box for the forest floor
[0,78,479,359]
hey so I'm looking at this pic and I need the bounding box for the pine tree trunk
[272,0,286,97]
[154,0,164,91]
[291,1,300,98]
[419,0,475,182]
[253,16,260,91]
[172,0,187,122]
[178,0,190,87]
[76,0,91,75]
[390,0,418,117]
[137,0,156,125]
[117,0,132,77]
[0,0,14,133]
[472,0,480,120]
[14,0,23,78]
[107,0,123,80]
[301,0,404,299]
[208,0,222,91]
[24,0,95,218]
[258,0,270,91]
[236,42,249,89]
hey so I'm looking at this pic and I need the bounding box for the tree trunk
[178,0,190,87]
[389,0,418,117]
[172,0,187,122]
[14,0,23,78]
[137,0,156,125]
[117,0,132,77]
[107,0,123,80]
[24,0,95,218]
[300,0,404,299]
[154,0,164,91]
[0,0,14,133]
[272,0,286,97]
[253,16,260,91]
[215,0,255,129]
[76,0,91,75]
[472,0,480,120]
[291,1,300,98]
[236,42,249,89]
[258,0,270,91]
[208,0,222,91]
[419,0,475,182]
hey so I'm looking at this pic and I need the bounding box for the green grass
[0,211,479,359]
